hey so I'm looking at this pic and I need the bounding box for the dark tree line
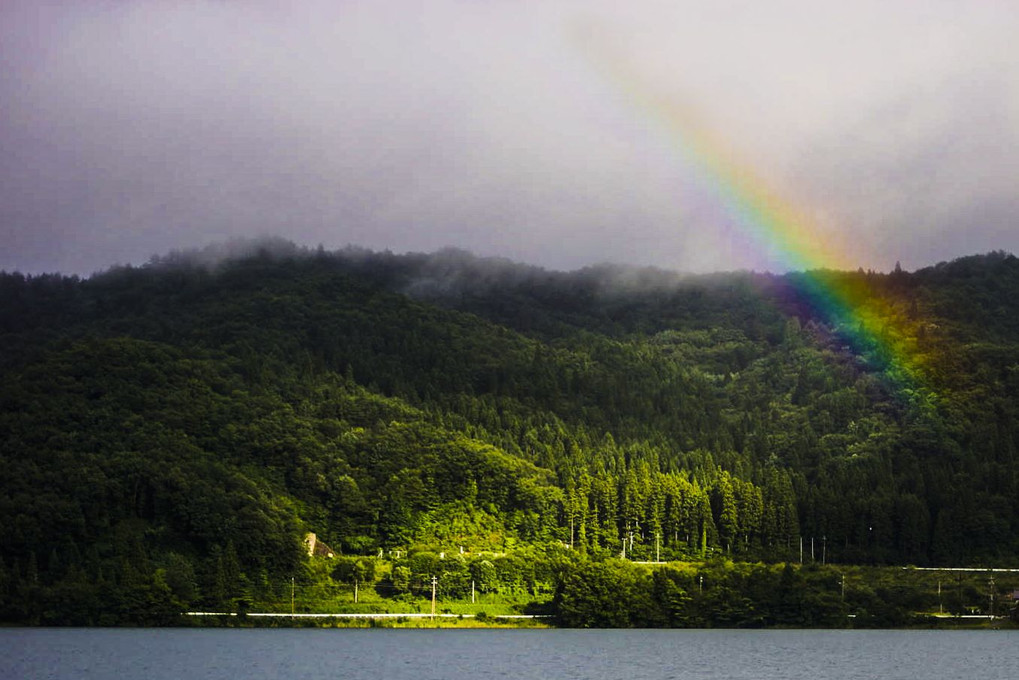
[2,243,1018,623]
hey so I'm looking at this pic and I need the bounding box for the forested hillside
[2,241,1018,624]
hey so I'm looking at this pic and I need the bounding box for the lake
[1,628,1015,680]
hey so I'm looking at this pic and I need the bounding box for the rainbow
[573,25,929,392]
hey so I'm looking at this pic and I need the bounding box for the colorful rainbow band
[572,24,926,392]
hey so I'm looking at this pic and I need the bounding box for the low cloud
[1,0,1016,276]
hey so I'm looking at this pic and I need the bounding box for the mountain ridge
[1,242,1017,624]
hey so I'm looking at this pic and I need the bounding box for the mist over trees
[1,241,1018,624]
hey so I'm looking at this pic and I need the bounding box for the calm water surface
[1,628,1015,680]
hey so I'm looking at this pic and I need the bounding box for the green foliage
[553,560,654,627]
[2,244,1019,625]
[551,560,953,628]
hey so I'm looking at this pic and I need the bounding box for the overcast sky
[2,0,1017,276]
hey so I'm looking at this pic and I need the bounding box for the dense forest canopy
[2,241,1018,624]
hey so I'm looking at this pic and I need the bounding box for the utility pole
[958,573,963,614]
[810,536,814,562]
[822,536,827,565]
[291,577,295,619]
[431,576,437,620]
[656,531,660,563]
[471,579,476,604]
[354,579,358,604]
[938,579,942,615]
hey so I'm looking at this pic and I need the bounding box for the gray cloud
[1,0,1016,275]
